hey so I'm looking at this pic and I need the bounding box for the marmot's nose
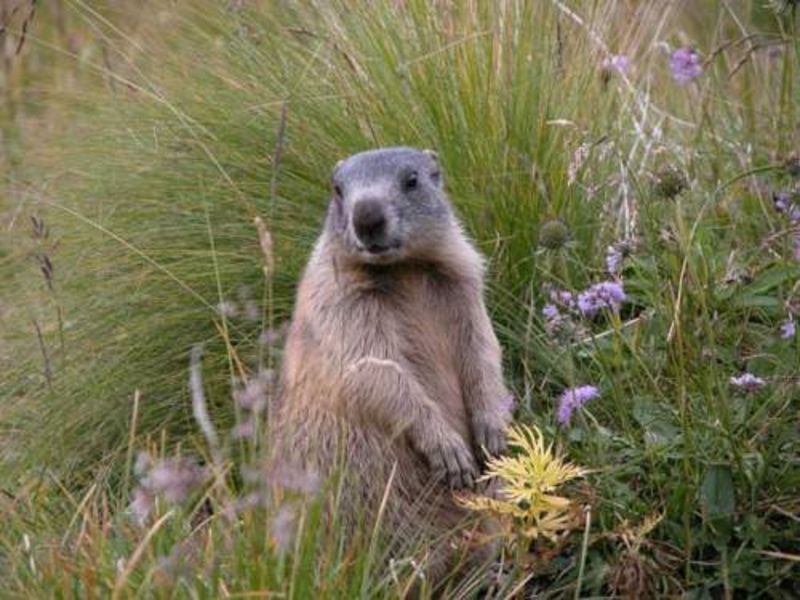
[352,199,388,248]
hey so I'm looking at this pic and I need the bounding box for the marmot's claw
[427,437,479,490]
[474,420,508,459]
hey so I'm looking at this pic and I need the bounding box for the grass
[1,0,799,596]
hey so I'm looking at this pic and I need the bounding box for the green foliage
[1,0,799,596]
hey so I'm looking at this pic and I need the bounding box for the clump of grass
[2,0,799,596]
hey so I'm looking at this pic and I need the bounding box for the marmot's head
[326,147,453,265]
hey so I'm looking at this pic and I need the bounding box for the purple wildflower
[577,281,626,318]
[134,451,152,477]
[606,245,623,276]
[245,464,321,495]
[602,54,631,75]
[233,369,275,413]
[772,191,800,261]
[222,492,265,521]
[773,191,792,214]
[773,191,800,224]
[237,285,261,321]
[548,288,576,308]
[129,487,155,525]
[141,457,209,503]
[272,504,297,553]
[231,417,256,440]
[259,322,289,347]
[542,302,573,339]
[780,317,796,339]
[670,47,703,84]
[729,373,766,392]
[607,240,636,275]
[542,303,573,339]
[216,300,238,318]
[542,304,560,321]
[556,385,600,426]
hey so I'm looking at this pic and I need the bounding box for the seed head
[653,167,687,199]
[538,219,571,250]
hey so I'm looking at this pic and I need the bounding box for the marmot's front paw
[424,434,479,490]
[473,414,508,459]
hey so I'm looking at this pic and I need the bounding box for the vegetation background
[1,0,798,597]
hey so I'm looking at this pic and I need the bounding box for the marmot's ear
[333,159,344,174]
[424,149,443,187]
[328,190,346,233]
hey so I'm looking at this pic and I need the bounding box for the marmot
[270,147,512,581]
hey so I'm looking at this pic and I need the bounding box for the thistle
[653,167,687,200]
[458,424,585,544]
[538,219,571,251]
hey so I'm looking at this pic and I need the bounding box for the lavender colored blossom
[272,504,297,553]
[557,385,600,425]
[773,191,800,224]
[772,191,800,261]
[729,373,766,392]
[542,303,573,338]
[216,300,238,318]
[259,322,289,347]
[237,285,261,321]
[670,47,703,84]
[141,457,209,503]
[607,240,637,275]
[542,304,560,321]
[129,487,155,525]
[233,369,275,413]
[606,245,623,275]
[244,464,321,495]
[231,417,256,440]
[773,191,792,214]
[221,492,265,521]
[577,281,626,318]
[134,451,152,477]
[270,465,321,495]
[602,54,631,75]
[548,288,576,308]
[780,317,796,339]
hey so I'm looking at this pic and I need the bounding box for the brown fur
[269,148,511,583]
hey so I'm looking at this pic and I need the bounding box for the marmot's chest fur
[360,266,471,440]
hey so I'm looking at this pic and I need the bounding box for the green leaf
[746,264,800,295]
[732,294,781,309]
[632,399,679,447]
[700,465,736,517]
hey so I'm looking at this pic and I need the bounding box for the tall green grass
[1,0,799,596]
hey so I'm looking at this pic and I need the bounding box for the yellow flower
[458,424,585,543]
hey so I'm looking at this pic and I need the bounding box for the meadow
[1,0,798,597]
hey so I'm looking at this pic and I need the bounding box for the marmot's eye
[333,184,343,197]
[403,171,418,191]
[430,170,441,184]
